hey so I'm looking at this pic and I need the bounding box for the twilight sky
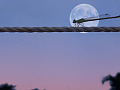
[0,0,120,90]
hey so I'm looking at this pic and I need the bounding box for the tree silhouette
[32,88,39,90]
[0,83,16,90]
[102,72,120,90]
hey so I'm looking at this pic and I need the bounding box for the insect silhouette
[73,14,120,27]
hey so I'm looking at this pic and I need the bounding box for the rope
[0,27,120,32]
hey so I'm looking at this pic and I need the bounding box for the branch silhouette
[102,72,120,90]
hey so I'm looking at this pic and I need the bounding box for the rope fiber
[0,27,120,32]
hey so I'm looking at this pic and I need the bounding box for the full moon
[70,4,99,27]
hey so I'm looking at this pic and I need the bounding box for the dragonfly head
[73,19,77,23]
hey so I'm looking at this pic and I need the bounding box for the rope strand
[0,27,120,32]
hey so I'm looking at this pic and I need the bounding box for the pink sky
[0,33,120,90]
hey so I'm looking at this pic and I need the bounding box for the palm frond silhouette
[102,72,120,90]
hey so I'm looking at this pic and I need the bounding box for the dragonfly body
[73,19,86,26]
[73,19,85,23]
[73,14,120,27]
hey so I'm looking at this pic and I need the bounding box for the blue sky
[0,0,119,27]
[0,0,120,90]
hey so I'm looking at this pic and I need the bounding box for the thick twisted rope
[0,27,120,32]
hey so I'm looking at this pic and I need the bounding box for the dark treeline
[0,72,120,90]
[0,83,45,90]
[0,83,16,90]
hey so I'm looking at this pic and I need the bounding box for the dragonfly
[73,14,120,27]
